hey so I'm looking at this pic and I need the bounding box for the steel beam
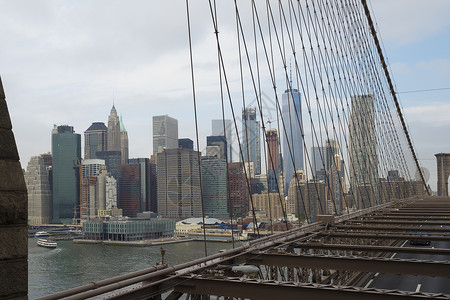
[344,220,450,226]
[320,231,450,242]
[333,225,450,232]
[244,252,450,277]
[172,276,449,299]
[289,243,450,255]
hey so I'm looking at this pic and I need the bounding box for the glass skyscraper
[201,156,228,219]
[282,88,303,195]
[84,122,107,159]
[51,125,81,224]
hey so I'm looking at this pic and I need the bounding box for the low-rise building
[83,218,175,241]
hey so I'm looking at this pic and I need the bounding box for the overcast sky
[1,0,449,192]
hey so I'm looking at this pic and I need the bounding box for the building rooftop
[179,217,225,225]
[86,122,107,131]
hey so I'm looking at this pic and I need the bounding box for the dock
[73,237,192,247]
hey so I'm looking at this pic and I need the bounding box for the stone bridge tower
[436,153,450,196]
[0,77,28,298]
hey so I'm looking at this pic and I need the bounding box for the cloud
[416,59,450,77]
[403,103,450,126]
[369,0,450,46]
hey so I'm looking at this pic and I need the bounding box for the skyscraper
[119,163,141,217]
[349,94,378,208]
[84,122,107,159]
[51,125,81,224]
[25,154,53,225]
[282,87,303,195]
[128,158,153,213]
[80,159,106,220]
[153,115,178,155]
[266,129,280,192]
[201,156,228,219]
[228,162,249,218]
[157,147,201,219]
[107,105,121,152]
[241,108,261,175]
[212,119,233,162]
[120,115,129,164]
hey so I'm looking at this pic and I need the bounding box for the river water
[29,238,240,299]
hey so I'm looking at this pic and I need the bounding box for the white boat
[35,231,50,237]
[37,239,57,248]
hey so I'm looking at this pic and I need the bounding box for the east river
[29,238,240,299]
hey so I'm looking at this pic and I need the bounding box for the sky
[1,0,449,192]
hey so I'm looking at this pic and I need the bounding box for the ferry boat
[35,231,50,238]
[37,239,57,249]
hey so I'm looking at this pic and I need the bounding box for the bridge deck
[38,196,450,299]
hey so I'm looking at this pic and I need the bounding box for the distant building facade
[118,163,141,217]
[349,94,379,208]
[25,154,53,225]
[228,162,249,218]
[207,135,227,160]
[201,156,228,219]
[178,138,194,150]
[157,148,202,219]
[282,86,303,196]
[128,158,154,213]
[96,150,121,181]
[153,115,178,155]
[120,116,129,164]
[241,108,261,175]
[212,119,233,162]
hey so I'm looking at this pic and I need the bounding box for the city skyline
[1,1,449,191]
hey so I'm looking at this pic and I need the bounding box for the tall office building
[153,115,178,155]
[228,162,249,218]
[128,158,154,213]
[266,129,280,192]
[212,119,233,162]
[120,116,129,164]
[119,163,141,217]
[241,108,261,175]
[80,167,109,220]
[51,125,81,224]
[349,94,378,208]
[148,160,158,213]
[282,86,303,195]
[25,155,53,225]
[201,156,228,219]
[84,122,107,159]
[107,105,121,152]
[80,159,106,220]
[157,148,201,219]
